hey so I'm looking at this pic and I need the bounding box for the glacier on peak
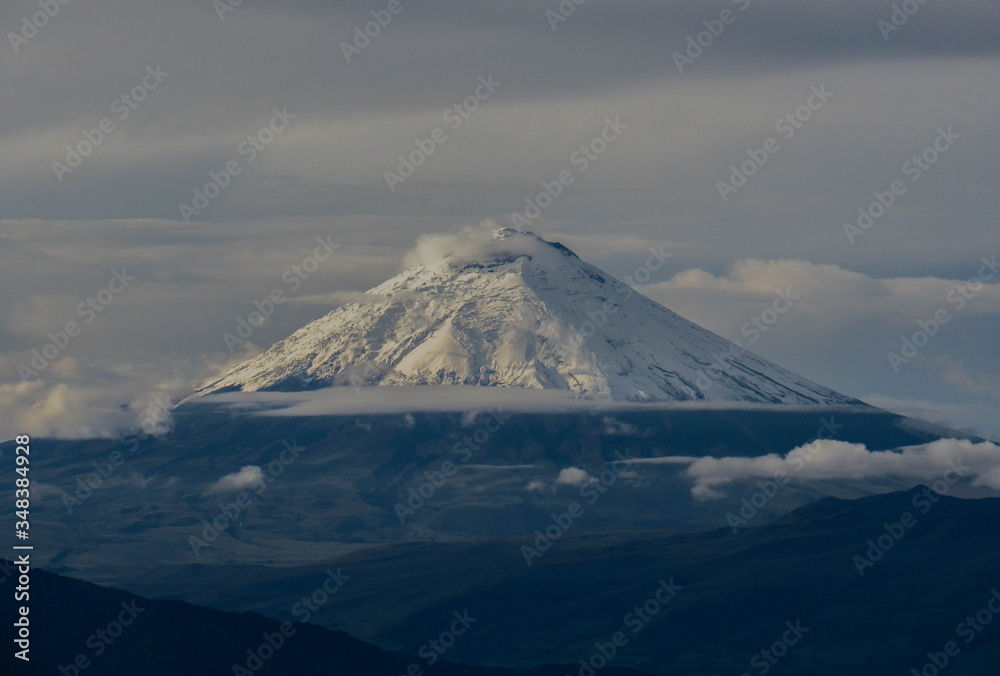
[195,228,863,406]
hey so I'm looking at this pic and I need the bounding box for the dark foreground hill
[0,562,649,676]
[3,408,997,674]
[124,487,1000,676]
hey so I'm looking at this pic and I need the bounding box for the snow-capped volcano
[196,228,862,405]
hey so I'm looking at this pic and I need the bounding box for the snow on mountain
[195,228,863,405]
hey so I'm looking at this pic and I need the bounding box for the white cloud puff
[401,221,569,273]
[205,465,264,495]
[678,437,1000,500]
[553,466,597,488]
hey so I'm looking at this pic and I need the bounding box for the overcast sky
[2,0,998,440]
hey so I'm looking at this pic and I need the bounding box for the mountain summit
[197,228,862,405]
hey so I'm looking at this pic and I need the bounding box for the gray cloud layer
[1,0,997,439]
